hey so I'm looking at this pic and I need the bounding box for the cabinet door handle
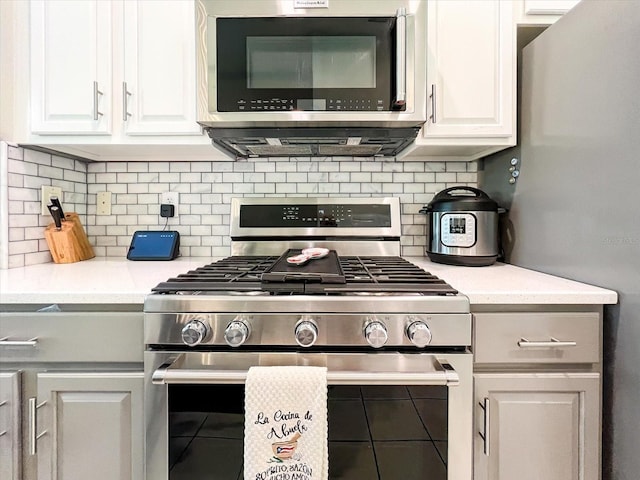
[123,81,132,121]
[430,84,437,123]
[93,81,104,121]
[0,337,38,347]
[518,337,578,348]
[28,398,48,456]
[478,397,490,456]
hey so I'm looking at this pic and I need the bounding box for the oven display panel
[240,204,392,228]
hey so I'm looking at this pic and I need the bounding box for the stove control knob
[225,320,250,347]
[406,321,432,348]
[295,319,318,348]
[364,321,388,349]
[181,319,208,347]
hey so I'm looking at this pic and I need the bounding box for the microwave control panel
[235,98,386,112]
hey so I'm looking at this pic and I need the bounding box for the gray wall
[484,2,640,479]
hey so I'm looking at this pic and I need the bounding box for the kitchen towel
[244,366,328,480]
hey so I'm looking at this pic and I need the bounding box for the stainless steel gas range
[144,197,472,480]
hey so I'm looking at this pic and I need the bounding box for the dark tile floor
[169,385,448,480]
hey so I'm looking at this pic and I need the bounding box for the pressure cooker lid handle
[433,186,489,200]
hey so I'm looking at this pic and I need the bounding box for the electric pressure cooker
[420,186,503,266]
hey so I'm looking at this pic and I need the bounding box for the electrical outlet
[96,191,112,215]
[161,192,179,218]
[41,186,63,216]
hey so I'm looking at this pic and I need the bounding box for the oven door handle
[151,357,460,386]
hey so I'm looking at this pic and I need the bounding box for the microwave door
[215,16,394,113]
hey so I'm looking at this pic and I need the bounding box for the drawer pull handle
[0,337,38,347]
[518,337,577,348]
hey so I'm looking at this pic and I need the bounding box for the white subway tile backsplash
[25,251,53,266]
[4,145,479,267]
[129,183,150,194]
[169,163,192,173]
[435,172,457,183]
[39,165,64,180]
[276,183,297,194]
[7,145,23,160]
[23,149,51,165]
[52,155,75,170]
[8,158,38,175]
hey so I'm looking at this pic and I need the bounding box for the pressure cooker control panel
[440,213,477,248]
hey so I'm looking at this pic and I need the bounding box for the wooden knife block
[44,212,95,264]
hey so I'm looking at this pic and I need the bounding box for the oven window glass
[168,384,448,480]
[246,36,376,89]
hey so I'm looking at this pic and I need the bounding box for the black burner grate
[151,255,458,295]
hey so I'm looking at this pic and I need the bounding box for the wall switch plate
[41,186,63,215]
[161,192,179,218]
[96,191,112,216]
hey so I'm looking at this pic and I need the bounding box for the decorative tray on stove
[261,249,346,284]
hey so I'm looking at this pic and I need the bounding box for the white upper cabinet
[122,0,201,135]
[518,0,582,24]
[402,0,515,161]
[30,0,202,139]
[30,0,112,134]
[425,0,513,137]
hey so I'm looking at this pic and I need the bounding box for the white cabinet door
[474,373,600,480]
[30,0,112,135]
[123,0,201,135]
[523,0,581,16]
[34,372,143,480]
[517,0,582,25]
[424,0,514,138]
[0,372,21,480]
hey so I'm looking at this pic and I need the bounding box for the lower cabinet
[0,371,21,480]
[33,372,144,480]
[0,309,144,480]
[474,373,600,480]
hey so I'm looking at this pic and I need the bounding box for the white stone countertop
[0,256,617,306]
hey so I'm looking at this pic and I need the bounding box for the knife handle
[50,206,62,230]
[50,196,65,220]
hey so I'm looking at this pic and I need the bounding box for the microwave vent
[204,126,421,159]
[318,145,382,156]
[283,138,346,145]
[246,145,313,156]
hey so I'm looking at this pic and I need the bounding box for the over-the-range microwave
[195,0,427,159]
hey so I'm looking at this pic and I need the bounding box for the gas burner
[152,254,457,296]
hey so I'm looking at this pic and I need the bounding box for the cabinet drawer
[474,312,600,364]
[0,312,143,363]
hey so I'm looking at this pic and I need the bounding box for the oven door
[145,351,472,480]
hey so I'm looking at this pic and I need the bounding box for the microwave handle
[392,7,407,110]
